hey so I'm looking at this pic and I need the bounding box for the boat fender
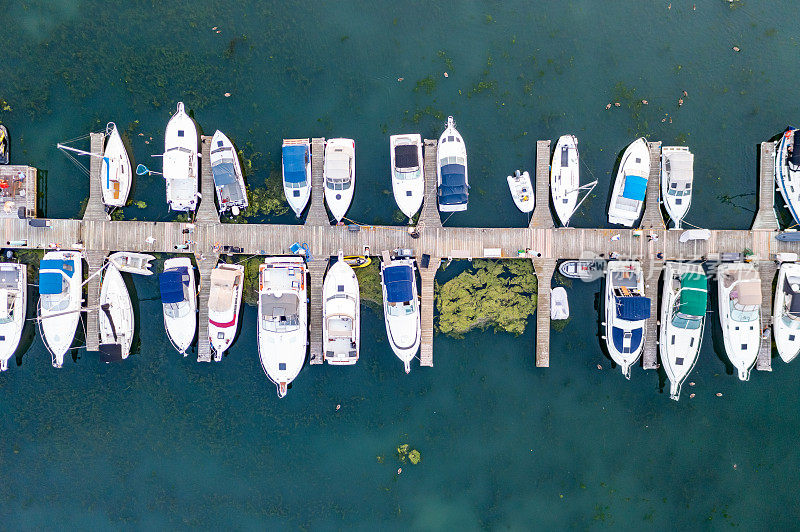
[786,130,794,138]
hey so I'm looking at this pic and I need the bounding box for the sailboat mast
[56,143,103,159]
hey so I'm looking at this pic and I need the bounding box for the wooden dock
[532,258,555,367]
[308,258,328,364]
[419,255,440,367]
[419,139,442,229]
[640,142,665,230]
[196,255,216,363]
[530,140,553,229]
[641,259,664,370]
[753,142,779,231]
[84,250,105,352]
[306,138,328,226]
[757,260,776,371]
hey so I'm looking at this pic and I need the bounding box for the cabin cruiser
[163,102,199,212]
[0,124,8,164]
[551,286,569,320]
[660,262,707,401]
[773,262,800,363]
[38,250,82,367]
[507,170,534,213]
[323,255,360,365]
[0,263,26,371]
[390,134,424,221]
[208,263,244,359]
[98,262,134,362]
[717,262,761,381]
[661,146,694,228]
[159,257,196,355]
[603,260,650,379]
[776,127,800,225]
[608,138,650,226]
[437,116,469,212]
[100,123,132,208]
[210,130,248,216]
[258,257,308,397]
[380,256,420,373]
[324,138,355,223]
[282,138,312,217]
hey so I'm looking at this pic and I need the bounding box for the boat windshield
[41,292,70,313]
[781,314,800,330]
[729,299,759,322]
[670,311,702,330]
[164,301,189,319]
[286,179,307,189]
[387,301,414,317]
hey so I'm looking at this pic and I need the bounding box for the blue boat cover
[611,326,643,354]
[212,161,237,186]
[39,272,64,295]
[40,259,75,277]
[615,295,650,321]
[622,175,647,201]
[160,268,188,304]
[283,145,308,184]
[384,264,413,303]
[439,163,468,205]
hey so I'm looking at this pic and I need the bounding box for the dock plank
[419,256,440,367]
[753,142,779,231]
[757,260,776,371]
[530,140,553,229]
[640,141,664,230]
[533,258,555,367]
[196,254,218,362]
[84,250,106,352]
[308,258,328,364]
[305,138,328,226]
[419,139,442,230]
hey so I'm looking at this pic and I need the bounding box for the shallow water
[1,1,800,528]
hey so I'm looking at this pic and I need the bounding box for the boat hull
[773,262,800,363]
[163,102,199,212]
[608,138,650,227]
[100,124,132,208]
[507,171,534,213]
[437,116,468,212]
[323,138,355,223]
[210,130,249,215]
[208,264,244,359]
[323,258,360,365]
[660,146,694,229]
[603,261,648,379]
[717,263,760,381]
[381,258,421,373]
[551,135,580,225]
[282,139,312,217]
[38,250,83,367]
[390,134,425,220]
[99,263,134,360]
[776,127,800,225]
[162,257,197,355]
[0,263,26,370]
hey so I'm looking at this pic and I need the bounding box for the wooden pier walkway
[753,142,779,231]
[641,259,664,370]
[308,258,328,364]
[640,142,665,230]
[419,139,441,230]
[419,255,440,367]
[530,140,553,229]
[84,250,105,352]
[0,165,37,220]
[757,260,776,371]
[306,138,328,226]
[532,258,555,367]
[196,255,216,362]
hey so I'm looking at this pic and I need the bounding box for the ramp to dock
[197,136,220,224]
[306,138,328,226]
[84,250,106,352]
[533,258,555,367]
[419,256,440,367]
[641,259,664,370]
[530,140,553,229]
[195,254,217,362]
[753,142,779,231]
[419,139,442,230]
[640,141,665,230]
[83,133,107,222]
[308,258,328,364]
[757,260,776,371]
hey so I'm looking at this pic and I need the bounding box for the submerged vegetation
[397,443,421,465]
[241,256,261,306]
[226,145,289,222]
[354,260,382,311]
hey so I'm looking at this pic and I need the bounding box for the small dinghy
[437,116,469,212]
[208,263,244,359]
[506,170,534,213]
[324,138,356,223]
[0,124,9,165]
[679,228,711,242]
[773,262,800,363]
[0,263,26,371]
[38,250,82,368]
[160,257,197,355]
[608,138,650,227]
[210,130,248,216]
[776,127,800,225]
[344,256,371,268]
[390,134,425,221]
[108,252,155,276]
[558,259,604,280]
[777,230,800,242]
[100,123,132,208]
[551,287,569,320]
[163,102,199,212]
[661,146,694,228]
[282,138,312,217]
[99,262,134,362]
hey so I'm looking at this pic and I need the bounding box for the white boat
[608,138,650,226]
[773,262,800,363]
[776,127,800,225]
[390,134,425,221]
[0,263,26,371]
[717,262,761,381]
[559,259,604,281]
[380,256,420,373]
[258,257,308,397]
[108,251,155,276]
[506,170,534,213]
[551,135,597,226]
[159,257,196,355]
[38,250,82,367]
[323,255,360,365]
[100,123,132,208]
[210,130,249,216]
[323,138,355,223]
[437,116,469,212]
[98,262,134,362]
[208,263,244,359]
[661,146,694,228]
[603,260,650,379]
[282,138,312,217]
[679,229,711,243]
[659,262,707,401]
[551,286,569,320]
[163,102,199,212]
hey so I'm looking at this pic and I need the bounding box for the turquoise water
[2,1,800,528]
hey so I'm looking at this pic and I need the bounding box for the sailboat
[717,262,761,381]
[323,255,360,365]
[390,134,425,221]
[38,250,82,368]
[437,116,469,212]
[773,262,800,363]
[208,263,244,359]
[380,255,420,373]
[602,260,651,379]
[776,127,800,225]
[551,135,596,226]
[282,138,312,217]
[159,257,197,355]
[660,146,694,228]
[210,130,248,216]
[163,102,199,212]
[324,138,356,223]
[608,138,650,227]
[98,262,134,362]
[257,257,308,397]
[0,263,26,371]
[506,170,534,213]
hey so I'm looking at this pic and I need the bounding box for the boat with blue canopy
[603,260,650,379]
[282,139,312,217]
[160,257,196,355]
[37,250,83,368]
[608,137,650,226]
[381,256,420,373]
[437,116,469,212]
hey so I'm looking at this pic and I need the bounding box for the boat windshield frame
[164,300,189,319]
[729,299,759,322]
[387,300,415,317]
[670,310,702,330]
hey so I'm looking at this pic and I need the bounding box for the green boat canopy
[679,272,708,317]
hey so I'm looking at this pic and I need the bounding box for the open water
[1,1,800,529]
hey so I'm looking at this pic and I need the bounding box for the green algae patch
[354,260,382,311]
[240,256,261,306]
[435,259,537,338]
[397,443,421,465]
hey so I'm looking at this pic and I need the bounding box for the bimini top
[394,144,419,170]
[210,268,239,312]
[282,145,308,184]
[679,272,707,316]
[39,259,75,295]
[734,278,761,306]
[439,159,468,205]
[665,150,694,185]
[384,264,413,303]
[211,159,246,205]
[159,267,189,304]
[616,295,650,321]
[622,175,648,201]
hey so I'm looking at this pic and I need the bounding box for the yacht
[98,262,134,362]
[390,134,424,221]
[100,122,132,208]
[717,262,761,381]
[380,256,420,373]
[660,146,694,228]
[608,137,650,226]
[208,263,244,359]
[282,138,312,217]
[257,257,308,397]
[603,260,650,379]
[773,262,800,363]
[163,102,199,212]
[323,255,360,365]
[210,130,248,216]
[437,116,469,212]
[659,262,707,401]
[159,257,196,355]
[38,250,82,368]
[324,138,355,223]
[0,263,26,371]
[506,170,534,213]
[776,127,800,225]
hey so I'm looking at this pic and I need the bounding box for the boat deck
[0,164,37,220]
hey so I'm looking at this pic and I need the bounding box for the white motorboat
[108,251,155,276]
[659,262,707,401]
[258,257,308,397]
[661,146,694,228]
[159,257,196,355]
[551,135,596,226]
[506,170,534,213]
[163,102,199,212]
[608,138,650,226]
[324,138,355,223]
[98,262,134,362]
[0,263,26,371]
[776,127,800,225]
[551,286,569,320]
[38,250,82,367]
[773,262,800,363]
[558,259,604,281]
[437,116,469,212]
[380,256,420,373]
[717,262,761,381]
[282,138,312,217]
[603,260,651,379]
[100,122,132,208]
[210,130,248,216]
[390,134,425,221]
[208,263,244,359]
[323,255,360,365]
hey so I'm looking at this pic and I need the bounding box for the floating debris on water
[716,392,723,397]
[689,393,696,398]
[597,364,603,370]
[641,100,648,105]
[335,404,341,411]
[689,381,695,386]
[614,102,621,107]
[733,46,740,52]
[443,72,449,78]
[224,92,231,97]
